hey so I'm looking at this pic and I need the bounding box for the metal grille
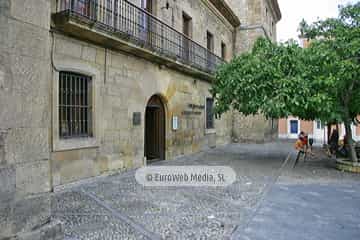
[59,71,92,139]
[58,0,224,73]
[221,42,226,60]
[206,98,214,129]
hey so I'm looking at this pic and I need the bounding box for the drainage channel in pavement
[230,152,293,239]
[81,189,161,240]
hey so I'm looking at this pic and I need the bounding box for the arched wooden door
[145,95,165,162]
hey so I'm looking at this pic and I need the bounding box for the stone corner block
[15,160,51,197]
[16,219,64,240]
[12,194,51,234]
[0,165,16,203]
[4,128,49,164]
[40,219,64,240]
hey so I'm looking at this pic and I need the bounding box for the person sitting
[337,134,349,158]
[302,134,309,151]
[329,129,339,156]
[294,138,305,151]
[294,134,307,167]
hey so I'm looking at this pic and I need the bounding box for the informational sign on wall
[172,116,179,130]
[133,112,141,126]
[182,103,205,116]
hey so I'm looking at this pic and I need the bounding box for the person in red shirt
[298,131,308,151]
[302,134,308,147]
[294,133,307,167]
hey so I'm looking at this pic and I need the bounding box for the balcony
[52,0,225,80]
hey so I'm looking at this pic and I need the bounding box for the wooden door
[145,95,165,162]
[145,0,153,13]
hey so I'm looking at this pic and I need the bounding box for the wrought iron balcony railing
[57,0,225,74]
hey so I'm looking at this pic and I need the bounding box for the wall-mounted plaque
[182,111,202,116]
[133,112,141,126]
[188,104,205,109]
[172,116,179,130]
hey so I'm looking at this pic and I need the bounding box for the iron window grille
[59,71,93,139]
[221,42,227,60]
[206,98,214,129]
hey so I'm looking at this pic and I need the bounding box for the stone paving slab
[52,142,291,240]
[233,147,360,240]
[52,143,360,239]
[52,190,150,240]
[237,183,360,240]
[280,152,360,184]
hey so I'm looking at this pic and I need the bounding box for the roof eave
[271,0,282,22]
[208,0,241,27]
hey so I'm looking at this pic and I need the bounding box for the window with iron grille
[59,71,92,139]
[206,98,214,129]
[221,42,226,60]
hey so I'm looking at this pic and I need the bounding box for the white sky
[277,0,358,42]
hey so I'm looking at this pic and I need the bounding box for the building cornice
[239,24,271,40]
[207,0,241,27]
[267,0,282,22]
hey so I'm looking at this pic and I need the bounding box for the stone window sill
[53,137,99,152]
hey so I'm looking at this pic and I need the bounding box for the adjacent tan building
[0,0,281,239]
[279,117,360,145]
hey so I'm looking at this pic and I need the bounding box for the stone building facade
[0,0,281,239]
[228,0,281,142]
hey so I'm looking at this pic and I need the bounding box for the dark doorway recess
[145,95,166,162]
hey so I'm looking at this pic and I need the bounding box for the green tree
[302,3,360,162]
[212,3,360,162]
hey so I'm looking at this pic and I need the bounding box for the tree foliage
[302,2,360,124]
[212,39,336,121]
[212,3,360,161]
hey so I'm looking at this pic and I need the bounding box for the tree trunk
[344,120,358,163]
[327,123,332,144]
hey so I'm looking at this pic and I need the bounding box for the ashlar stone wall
[0,0,280,238]
[50,32,232,186]
[225,0,280,142]
[158,0,234,61]
[48,0,235,186]
[0,0,63,239]
[226,0,278,54]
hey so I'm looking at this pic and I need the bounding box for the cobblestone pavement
[51,143,360,240]
[52,142,291,240]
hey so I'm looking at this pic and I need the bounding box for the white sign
[172,116,179,130]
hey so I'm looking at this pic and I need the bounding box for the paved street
[239,148,360,240]
[51,143,360,240]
